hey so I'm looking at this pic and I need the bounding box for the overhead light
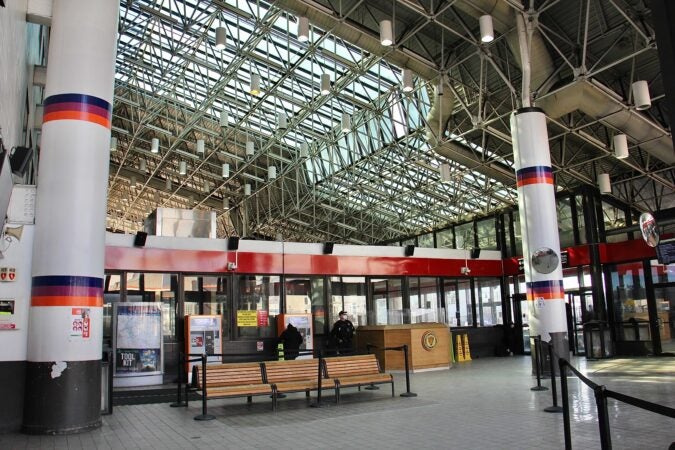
[278,113,288,130]
[151,137,159,153]
[299,142,309,159]
[139,159,147,172]
[402,69,414,93]
[215,26,227,50]
[380,20,393,46]
[246,139,255,156]
[341,112,351,133]
[598,173,611,194]
[320,73,331,95]
[244,183,251,196]
[196,139,205,155]
[613,134,629,159]
[479,15,494,43]
[189,194,195,205]
[222,163,230,178]
[632,80,651,110]
[204,180,210,192]
[223,197,230,210]
[179,161,187,175]
[110,136,118,152]
[440,163,451,182]
[437,77,444,96]
[130,176,137,188]
[268,166,277,180]
[250,73,261,96]
[297,16,309,42]
[220,110,228,127]
[165,178,172,190]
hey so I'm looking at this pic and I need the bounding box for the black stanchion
[170,352,186,407]
[531,336,548,392]
[594,385,612,450]
[400,344,417,398]
[559,359,572,450]
[310,351,325,408]
[103,350,113,415]
[544,341,563,413]
[194,354,215,421]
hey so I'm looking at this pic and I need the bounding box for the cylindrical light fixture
[215,26,227,50]
[110,136,117,152]
[189,195,195,205]
[380,20,393,46]
[268,166,277,180]
[179,160,187,175]
[250,73,261,96]
[244,183,251,196]
[341,112,351,132]
[632,80,651,110]
[223,197,229,210]
[151,137,159,153]
[437,78,444,96]
[165,178,172,191]
[222,163,230,178]
[320,73,331,95]
[139,159,147,172]
[297,16,309,42]
[220,110,228,127]
[203,180,210,192]
[245,140,255,156]
[299,142,309,158]
[196,139,205,155]
[613,134,629,159]
[440,163,451,182]
[402,69,414,93]
[130,176,136,188]
[479,15,494,43]
[278,113,288,130]
[598,173,611,194]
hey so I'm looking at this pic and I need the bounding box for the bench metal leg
[247,396,252,403]
[272,388,277,411]
[335,383,341,404]
[391,381,395,397]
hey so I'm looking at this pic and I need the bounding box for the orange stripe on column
[43,111,111,128]
[31,295,103,307]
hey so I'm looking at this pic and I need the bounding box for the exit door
[566,289,593,355]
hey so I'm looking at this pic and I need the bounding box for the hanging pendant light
[110,136,118,152]
[613,134,629,159]
[223,197,229,210]
[297,16,309,42]
[220,110,228,127]
[402,69,414,93]
[215,26,227,50]
[250,73,261,96]
[278,113,288,130]
[598,173,611,194]
[179,161,187,175]
[320,73,331,95]
[268,166,277,180]
[380,20,393,46]
[632,80,651,110]
[244,183,251,196]
[130,176,136,188]
[299,142,309,159]
[165,178,172,191]
[440,163,451,182]
[139,159,147,172]
[479,15,494,43]
[222,163,230,178]
[151,137,159,153]
[341,112,351,133]
[246,139,255,156]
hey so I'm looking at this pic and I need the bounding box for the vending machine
[276,313,313,358]
[184,315,223,382]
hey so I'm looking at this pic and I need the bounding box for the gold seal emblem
[421,331,437,351]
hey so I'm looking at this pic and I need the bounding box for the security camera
[461,266,471,275]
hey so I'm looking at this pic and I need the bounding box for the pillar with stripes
[23,0,118,434]
[511,107,569,369]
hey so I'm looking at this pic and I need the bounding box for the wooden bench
[323,354,394,403]
[196,362,277,412]
[263,359,333,400]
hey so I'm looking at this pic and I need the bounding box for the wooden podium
[355,323,451,372]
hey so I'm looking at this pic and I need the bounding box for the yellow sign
[237,310,258,327]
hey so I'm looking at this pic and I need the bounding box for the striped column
[24,0,118,434]
[511,108,569,370]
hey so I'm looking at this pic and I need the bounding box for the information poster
[115,303,162,377]
[70,307,91,339]
[237,310,258,326]
[0,299,16,330]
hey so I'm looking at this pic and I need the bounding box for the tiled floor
[2,356,674,449]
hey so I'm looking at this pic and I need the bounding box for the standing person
[330,311,355,355]
[279,323,304,360]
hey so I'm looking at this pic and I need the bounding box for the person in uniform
[279,323,304,360]
[330,310,355,355]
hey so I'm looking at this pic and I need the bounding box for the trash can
[583,321,613,360]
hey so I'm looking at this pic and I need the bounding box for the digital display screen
[656,240,675,265]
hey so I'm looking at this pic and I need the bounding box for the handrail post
[194,353,215,421]
[559,358,572,450]
[531,336,548,391]
[170,351,185,407]
[594,385,612,450]
[400,345,417,397]
[544,341,563,413]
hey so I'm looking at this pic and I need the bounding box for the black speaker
[404,244,415,256]
[323,242,334,255]
[470,247,481,259]
[10,146,33,176]
[228,236,240,251]
[134,231,148,247]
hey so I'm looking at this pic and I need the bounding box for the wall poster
[114,303,163,377]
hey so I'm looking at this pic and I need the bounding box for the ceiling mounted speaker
[323,242,334,254]
[134,231,148,247]
[404,244,415,257]
[228,236,240,251]
[470,248,481,259]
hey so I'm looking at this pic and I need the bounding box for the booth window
[409,277,442,323]
[236,275,278,339]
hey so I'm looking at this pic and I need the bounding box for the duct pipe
[515,12,531,107]
[425,81,455,145]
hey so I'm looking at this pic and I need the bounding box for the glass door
[566,288,593,355]
[653,284,674,354]
[510,293,527,354]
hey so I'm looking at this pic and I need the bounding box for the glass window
[475,278,503,326]
[370,278,405,325]
[444,279,473,326]
[409,277,443,323]
[182,275,230,342]
[608,262,652,352]
[651,260,675,284]
[602,201,628,243]
[103,273,122,350]
[236,275,279,339]
[557,197,575,248]
[512,213,523,257]
[653,283,674,354]
[575,195,587,245]
[285,276,327,335]
[476,218,497,250]
[329,277,367,326]
[436,228,454,249]
[455,222,474,249]
[417,232,434,248]
[563,268,581,290]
